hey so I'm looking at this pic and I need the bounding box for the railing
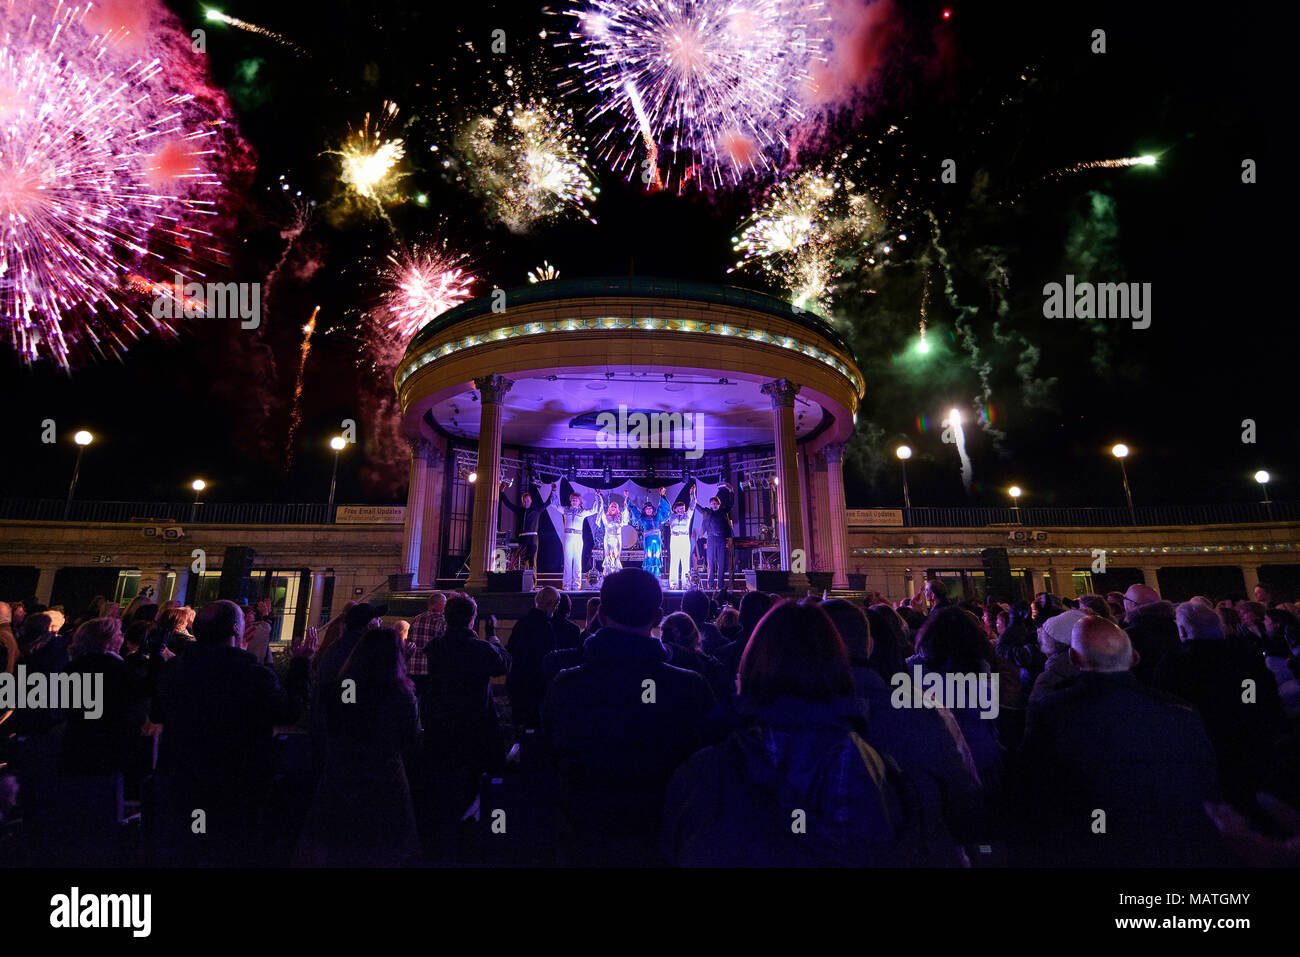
[885,503,1300,528]
[0,500,364,525]
[0,499,1294,528]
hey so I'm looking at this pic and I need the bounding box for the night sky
[0,0,1289,512]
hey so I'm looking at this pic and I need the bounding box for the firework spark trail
[204,9,309,56]
[263,198,312,317]
[284,305,319,471]
[564,0,829,186]
[453,99,598,233]
[0,2,227,366]
[947,408,972,494]
[1051,155,1157,177]
[623,79,662,188]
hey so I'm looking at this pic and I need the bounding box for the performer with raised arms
[595,491,629,582]
[551,487,600,590]
[499,480,554,572]
[632,487,671,579]
[667,484,696,590]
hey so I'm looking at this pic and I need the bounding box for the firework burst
[0,2,229,366]
[452,98,598,233]
[562,0,829,186]
[330,102,407,214]
[528,261,561,283]
[730,161,876,313]
[381,244,476,341]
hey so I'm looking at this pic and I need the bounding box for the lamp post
[896,445,912,510]
[1111,443,1136,524]
[64,430,94,519]
[1008,485,1023,523]
[328,436,346,512]
[190,479,206,523]
[1255,469,1272,519]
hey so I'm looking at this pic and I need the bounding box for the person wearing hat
[1028,608,1088,704]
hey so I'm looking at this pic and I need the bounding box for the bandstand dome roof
[394,277,865,452]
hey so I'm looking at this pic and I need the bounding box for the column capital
[474,374,514,404]
[406,435,432,456]
[811,450,828,472]
[822,442,846,464]
[760,378,801,409]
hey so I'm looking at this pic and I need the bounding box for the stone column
[761,378,808,590]
[306,570,326,630]
[810,451,831,573]
[1139,565,1163,594]
[420,439,446,586]
[1241,564,1261,599]
[797,448,814,569]
[466,375,513,590]
[400,437,431,587]
[171,569,191,605]
[34,566,58,606]
[824,442,850,589]
[1051,564,1077,599]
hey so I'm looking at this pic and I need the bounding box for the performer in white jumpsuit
[551,491,600,590]
[666,485,696,590]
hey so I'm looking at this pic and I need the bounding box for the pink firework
[0,0,238,367]
[381,246,476,340]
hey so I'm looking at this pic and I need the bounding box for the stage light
[604,465,612,483]
[467,470,478,484]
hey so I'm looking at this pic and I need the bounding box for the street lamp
[1255,469,1272,517]
[328,436,347,510]
[190,479,206,522]
[64,430,94,519]
[1008,485,1023,522]
[1111,443,1136,524]
[896,445,913,509]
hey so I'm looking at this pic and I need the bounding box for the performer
[696,482,735,592]
[550,489,600,590]
[632,487,671,578]
[499,481,554,572]
[667,485,696,590]
[595,492,629,581]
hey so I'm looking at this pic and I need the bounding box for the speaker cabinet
[744,569,790,593]
[486,570,534,592]
[218,546,257,604]
[980,547,1016,603]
